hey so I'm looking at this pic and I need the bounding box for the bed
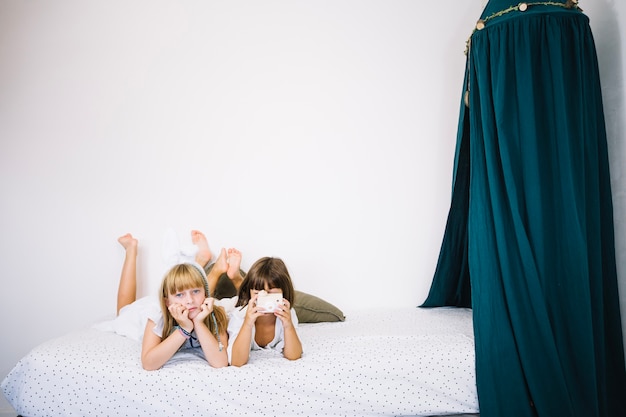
[2,306,479,417]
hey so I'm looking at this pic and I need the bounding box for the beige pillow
[293,290,345,323]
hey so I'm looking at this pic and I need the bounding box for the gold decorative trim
[464,1,582,55]
[462,0,582,108]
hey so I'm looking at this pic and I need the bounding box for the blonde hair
[158,263,228,340]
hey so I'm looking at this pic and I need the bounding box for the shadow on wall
[592,0,626,352]
[595,0,625,191]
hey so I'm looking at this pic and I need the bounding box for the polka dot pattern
[1,307,478,416]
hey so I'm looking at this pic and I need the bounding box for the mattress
[1,307,479,417]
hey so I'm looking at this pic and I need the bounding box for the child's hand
[169,303,193,331]
[193,298,215,324]
[274,299,294,327]
[243,294,264,326]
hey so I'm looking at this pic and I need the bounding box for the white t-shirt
[226,304,299,363]
[93,295,238,343]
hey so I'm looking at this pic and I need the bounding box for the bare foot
[205,248,228,296]
[191,230,212,267]
[226,248,242,278]
[118,233,138,252]
[226,248,244,290]
[213,248,228,275]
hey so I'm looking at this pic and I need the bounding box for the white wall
[0,1,624,415]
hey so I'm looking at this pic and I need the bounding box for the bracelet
[175,326,192,339]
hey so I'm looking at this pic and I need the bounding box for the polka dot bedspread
[1,307,478,417]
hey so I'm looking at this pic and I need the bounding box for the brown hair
[159,263,227,339]
[236,257,295,308]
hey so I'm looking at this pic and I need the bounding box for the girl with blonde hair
[116,231,243,370]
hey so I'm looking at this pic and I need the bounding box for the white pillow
[93,296,160,341]
[215,295,238,314]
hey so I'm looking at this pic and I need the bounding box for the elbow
[141,356,162,371]
[210,359,229,368]
[284,353,302,361]
[230,356,248,367]
[283,347,303,361]
[229,345,249,367]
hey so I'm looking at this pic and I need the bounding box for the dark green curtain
[422,1,626,416]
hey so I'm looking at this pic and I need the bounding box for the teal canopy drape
[422,1,626,416]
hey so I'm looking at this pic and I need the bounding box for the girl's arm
[230,318,254,367]
[230,296,263,367]
[277,302,302,360]
[141,319,189,371]
[282,322,302,360]
[194,320,229,368]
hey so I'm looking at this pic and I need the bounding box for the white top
[93,295,239,343]
[226,304,299,363]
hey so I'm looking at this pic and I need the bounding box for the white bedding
[1,307,478,417]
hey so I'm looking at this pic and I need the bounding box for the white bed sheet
[2,307,478,417]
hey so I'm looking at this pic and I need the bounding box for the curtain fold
[421,100,472,308]
[423,2,626,416]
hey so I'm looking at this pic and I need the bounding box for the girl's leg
[226,248,244,291]
[191,230,212,267]
[206,248,228,296]
[191,230,244,296]
[117,233,138,315]
[192,229,226,296]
